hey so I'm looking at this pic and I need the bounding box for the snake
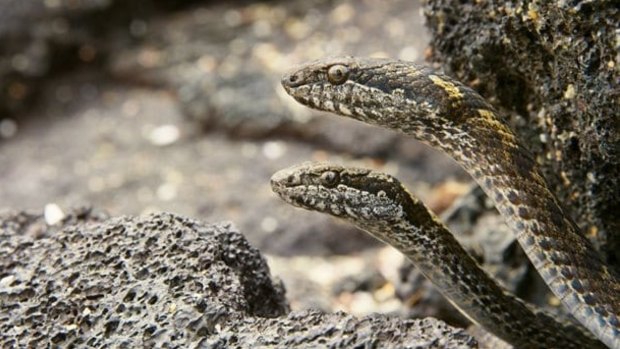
[278,57,620,349]
[271,162,604,348]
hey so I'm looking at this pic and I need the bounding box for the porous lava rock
[424,0,620,267]
[0,209,475,348]
[0,210,288,347]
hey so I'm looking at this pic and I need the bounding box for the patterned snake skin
[271,162,604,348]
[279,57,620,349]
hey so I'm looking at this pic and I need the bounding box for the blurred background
[0,0,520,329]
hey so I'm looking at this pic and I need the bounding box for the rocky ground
[1,0,616,347]
[0,210,477,348]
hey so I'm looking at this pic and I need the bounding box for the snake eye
[320,171,340,187]
[327,64,349,85]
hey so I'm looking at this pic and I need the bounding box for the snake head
[281,56,441,121]
[281,56,387,116]
[281,57,502,146]
[271,162,416,228]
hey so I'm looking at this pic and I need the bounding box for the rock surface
[107,0,434,159]
[202,310,477,349]
[0,210,476,348]
[424,0,620,268]
[0,0,109,116]
[0,210,288,347]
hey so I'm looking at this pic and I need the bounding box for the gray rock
[200,309,477,349]
[424,0,620,268]
[440,186,531,297]
[0,209,475,348]
[0,210,288,347]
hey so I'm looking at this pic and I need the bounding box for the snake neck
[354,214,604,349]
[333,85,620,347]
[282,57,620,347]
[380,106,620,348]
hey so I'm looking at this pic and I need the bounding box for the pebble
[44,203,65,225]
[0,275,15,287]
[262,141,286,159]
[148,124,180,146]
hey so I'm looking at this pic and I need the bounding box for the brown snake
[272,162,603,348]
[279,57,620,348]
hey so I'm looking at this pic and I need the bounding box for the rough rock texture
[201,310,477,349]
[0,210,288,347]
[423,0,620,268]
[441,186,532,297]
[0,210,476,348]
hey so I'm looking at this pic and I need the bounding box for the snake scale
[278,57,620,349]
[272,162,603,348]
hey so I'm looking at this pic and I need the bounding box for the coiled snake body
[279,57,620,348]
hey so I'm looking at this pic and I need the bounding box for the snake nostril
[283,70,307,88]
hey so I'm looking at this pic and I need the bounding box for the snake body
[280,57,620,349]
[271,162,603,348]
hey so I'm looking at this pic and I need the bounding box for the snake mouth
[271,162,339,208]
[270,166,301,198]
[269,176,287,195]
[269,176,306,209]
